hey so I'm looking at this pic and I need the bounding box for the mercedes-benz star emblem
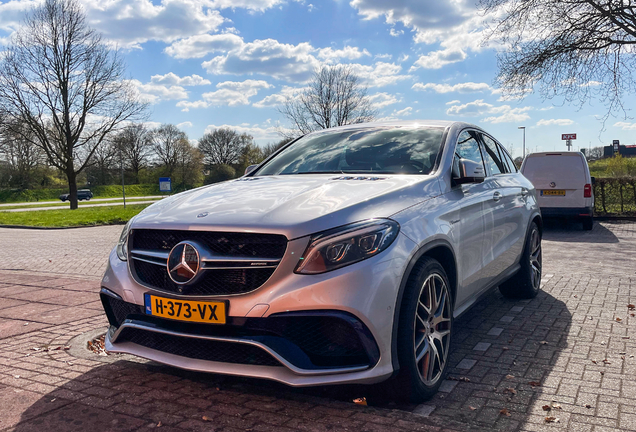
[550,182,556,188]
[167,242,200,284]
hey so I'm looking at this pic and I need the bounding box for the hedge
[594,178,636,216]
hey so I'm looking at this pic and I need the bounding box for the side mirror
[454,159,485,185]
[590,176,596,185]
[244,164,258,175]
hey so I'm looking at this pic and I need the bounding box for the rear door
[478,133,526,280]
[522,154,587,208]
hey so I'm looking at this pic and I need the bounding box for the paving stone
[473,342,491,351]
[487,327,504,336]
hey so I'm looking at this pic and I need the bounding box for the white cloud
[165,33,244,59]
[446,99,532,124]
[129,79,188,104]
[150,73,211,86]
[390,28,404,37]
[202,38,319,83]
[368,92,400,109]
[413,82,492,94]
[317,46,370,61]
[350,62,411,87]
[614,121,636,130]
[536,119,574,127]
[177,79,272,111]
[177,121,193,129]
[393,107,413,117]
[410,48,467,70]
[204,123,282,142]
[446,100,461,105]
[253,86,306,108]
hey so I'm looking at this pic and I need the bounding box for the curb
[0,223,126,230]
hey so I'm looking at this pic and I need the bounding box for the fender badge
[197,212,209,218]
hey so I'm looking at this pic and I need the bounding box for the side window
[480,134,506,175]
[499,144,517,173]
[453,130,485,177]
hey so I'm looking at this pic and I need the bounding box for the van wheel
[582,217,593,231]
[382,257,453,403]
[499,222,542,299]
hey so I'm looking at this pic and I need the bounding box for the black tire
[499,222,542,299]
[582,217,593,230]
[383,257,453,403]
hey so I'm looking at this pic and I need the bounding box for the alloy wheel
[413,273,452,386]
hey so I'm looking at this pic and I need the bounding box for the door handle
[493,191,502,202]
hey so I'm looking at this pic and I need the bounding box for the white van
[521,152,594,230]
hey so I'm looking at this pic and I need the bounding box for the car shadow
[541,219,619,243]
[12,286,570,432]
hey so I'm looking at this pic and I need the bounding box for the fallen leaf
[616,317,622,322]
[505,374,515,379]
[353,397,367,406]
[502,346,509,350]
[156,421,162,427]
[23,323,29,326]
[50,398,56,402]
[603,359,611,364]
[13,375,20,379]
[628,304,635,310]
[585,404,592,409]
[528,381,541,387]
[30,347,40,351]
[622,336,630,339]
[500,408,511,417]
[64,346,70,350]
[600,371,605,375]
[505,388,517,395]
[202,416,212,421]
[591,360,597,364]
[545,416,559,423]
[469,406,476,411]
[539,341,548,345]
[551,403,562,409]
[542,405,551,411]
[631,313,635,317]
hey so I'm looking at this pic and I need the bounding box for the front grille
[131,230,287,258]
[129,230,287,296]
[133,260,277,296]
[117,327,281,367]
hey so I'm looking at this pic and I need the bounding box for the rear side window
[480,134,507,175]
[499,144,517,173]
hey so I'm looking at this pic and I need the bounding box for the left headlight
[116,218,134,261]
[295,219,400,275]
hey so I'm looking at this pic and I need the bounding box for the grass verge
[0,197,160,210]
[0,204,150,228]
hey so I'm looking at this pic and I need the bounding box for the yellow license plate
[144,294,227,324]
[541,190,565,196]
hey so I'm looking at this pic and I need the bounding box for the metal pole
[518,126,526,158]
[120,145,126,209]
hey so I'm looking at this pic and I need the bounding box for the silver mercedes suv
[100,120,542,402]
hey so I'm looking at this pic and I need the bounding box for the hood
[132,174,441,239]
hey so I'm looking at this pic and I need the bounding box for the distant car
[59,189,93,202]
[521,152,594,230]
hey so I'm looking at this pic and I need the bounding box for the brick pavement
[0,221,634,431]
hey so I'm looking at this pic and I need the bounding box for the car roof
[526,151,584,157]
[302,120,481,136]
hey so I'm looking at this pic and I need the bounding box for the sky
[1,0,636,158]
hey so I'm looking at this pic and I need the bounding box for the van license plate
[541,190,565,196]
[144,294,227,324]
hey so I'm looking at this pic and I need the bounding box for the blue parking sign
[159,177,171,192]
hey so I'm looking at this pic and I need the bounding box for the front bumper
[100,232,416,386]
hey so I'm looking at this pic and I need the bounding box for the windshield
[255,126,445,176]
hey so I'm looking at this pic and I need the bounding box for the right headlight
[295,219,400,275]
[115,218,134,261]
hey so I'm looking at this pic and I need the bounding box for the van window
[522,154,586,185]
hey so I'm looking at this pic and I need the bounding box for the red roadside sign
[562,133,577,140]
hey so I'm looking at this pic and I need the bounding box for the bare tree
[150,124,188,178]
[198,128,252,166]
[480,0,636,118]
[0,0,146,209]
[279,65,376,138]
[88,139,117,185]
[114,124,152,183]
[262,138,293,159]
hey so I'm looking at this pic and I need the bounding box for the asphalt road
[0,196,164,212]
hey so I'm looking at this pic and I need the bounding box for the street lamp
[518,126,526,158]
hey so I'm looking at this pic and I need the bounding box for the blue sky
[2,0,636,157]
